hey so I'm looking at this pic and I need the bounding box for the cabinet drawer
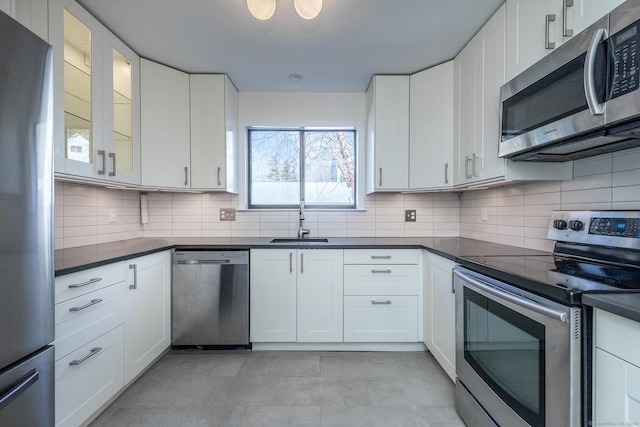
[55,325,124,427]
[595,309,640,368]
[344,296,418,342]
[55,262,125,304]
[344,249,418,265]
[344,265,418,295]
[54,282,126,361]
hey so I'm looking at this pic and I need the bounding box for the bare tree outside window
[248,128,356,208]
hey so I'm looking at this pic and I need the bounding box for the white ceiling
[77,0,504,92]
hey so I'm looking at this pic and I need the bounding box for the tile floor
[90,350,465,427]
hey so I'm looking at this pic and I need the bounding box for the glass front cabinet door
[50,0,140,185]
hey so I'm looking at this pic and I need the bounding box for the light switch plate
[220,208,236,221]
[109,208,117,223]
[405,209,417,222]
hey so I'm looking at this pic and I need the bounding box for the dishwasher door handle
[178,259,231,265]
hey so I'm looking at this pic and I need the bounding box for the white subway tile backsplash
[573,154,612,177]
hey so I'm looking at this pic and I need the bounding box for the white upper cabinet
[190,74,239,192]
[575,0,626,34]
[455,3,573,187]
[140,59,191,189]
[366,75,410,193]
[1,0,48,41]
[50,0,140,185]
[409,61,454,190]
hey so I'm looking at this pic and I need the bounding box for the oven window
[464,287,546,426]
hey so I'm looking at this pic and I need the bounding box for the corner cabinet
[409,62,454,190]
[250,249,344,343]
[366,75,410,193]
[50,0,141,185]
[140,59,191,189]
[454,3,572,187]
[423,252,457,382]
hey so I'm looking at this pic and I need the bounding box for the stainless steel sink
[269,238,329,244]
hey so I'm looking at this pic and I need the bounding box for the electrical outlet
[405,209,417,222]
[108,208,117,223]
[220,208,236,221]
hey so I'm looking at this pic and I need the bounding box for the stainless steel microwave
[499,1,640,161]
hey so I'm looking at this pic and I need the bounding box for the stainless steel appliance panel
[454,267,581,427]
[0,10,54,371]
[172,251,249,346]
[0,346,54,427]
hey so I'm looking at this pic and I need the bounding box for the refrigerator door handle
[0,369,38,412]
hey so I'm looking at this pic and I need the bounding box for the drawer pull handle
[371,269,392,274]
[370,255,391,259]
[69,347,102,366]
[371,300,392,305]
[69,299,103,312]
[68,278,102,289]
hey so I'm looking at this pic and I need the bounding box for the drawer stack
[343,249,419,342]
[54,262,126,427]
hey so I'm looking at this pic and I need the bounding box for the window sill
[237,208,368,213]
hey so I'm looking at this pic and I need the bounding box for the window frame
[247,127,357,210]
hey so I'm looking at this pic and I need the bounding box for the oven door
[453,267,581,427]
[499,15,609,159]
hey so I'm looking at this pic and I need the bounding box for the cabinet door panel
[250,249,297,342]
[124,251,171,384]
[297,250,343,342]
[140,59,191,188]
[344,296,417,342]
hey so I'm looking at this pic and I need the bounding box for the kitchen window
[248,128,356,209]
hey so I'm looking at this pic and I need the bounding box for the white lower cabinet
[250,249,343,343]
[423,252,457,382]
[344,296,418,342]
[124,250,171,384]
[343,249,420,343]
[54,325,124,427]
[54,250,171,426]
[593,308,640,425]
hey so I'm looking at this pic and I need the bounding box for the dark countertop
[55,236,640,324]
[582,293,640,323]
[54,236,547,276]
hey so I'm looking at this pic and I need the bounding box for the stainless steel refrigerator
[0,10,55,426]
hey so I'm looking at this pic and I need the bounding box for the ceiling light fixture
[247,0,322,20]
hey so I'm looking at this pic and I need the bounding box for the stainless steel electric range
[454,211,640,427]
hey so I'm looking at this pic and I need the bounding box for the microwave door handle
[584,28,607,116]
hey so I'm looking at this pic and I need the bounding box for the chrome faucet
[298,201,310,239]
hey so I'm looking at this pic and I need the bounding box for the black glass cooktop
[459,253,640,306]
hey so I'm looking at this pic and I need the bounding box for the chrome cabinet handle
[472,153,479,178]
[451,273,455,294]
[371,300,392,305]
[0,369,38,410]
[584,28,607,116]
[184,166,189,186]
[300,253,304,274]
[108,153,116,177]
[371,255,391,259]
[371,269,392,274]
[69,347,102,366]
[68,278,101,289]
[563,0,574,37]
[444,163,449,184]
[129,264,137,290]
[217,167,222,186]
[69,298,103,312]
[289,252,293,273]
[97,150,106,175]
[545,14,556,49]
[465,156,472,179]
[379,168,382,187]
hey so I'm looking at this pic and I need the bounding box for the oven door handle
[454,270,569,323]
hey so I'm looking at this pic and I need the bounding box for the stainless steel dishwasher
[172,250,249,347]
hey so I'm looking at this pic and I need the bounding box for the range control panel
[548,211,640,250]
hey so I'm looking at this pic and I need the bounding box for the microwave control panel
[611,21,640,100]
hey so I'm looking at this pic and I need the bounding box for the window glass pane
[304,131,355,206]
[250,130,300,205]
